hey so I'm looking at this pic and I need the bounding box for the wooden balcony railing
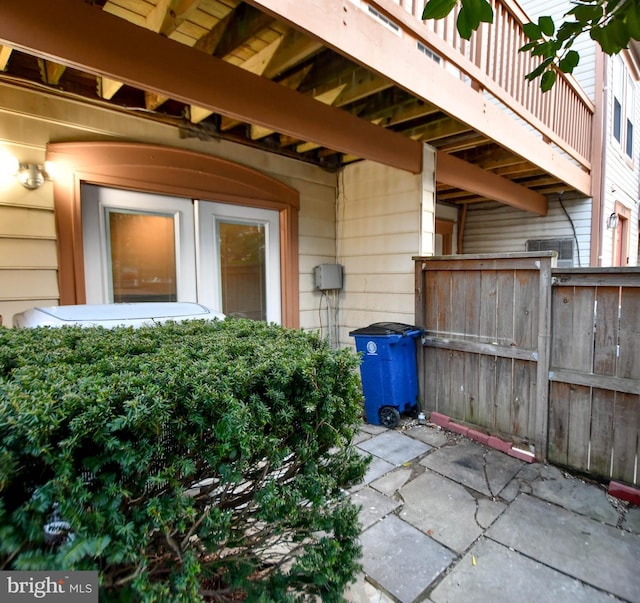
[367,0,594,170]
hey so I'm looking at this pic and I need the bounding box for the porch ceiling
[0,0,591,214]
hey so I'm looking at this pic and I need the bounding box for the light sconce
[17,163,46,190]
[0,152,51,190]
[606,212,619,230]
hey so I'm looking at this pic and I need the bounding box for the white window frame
[81,185,197,304]
[612,56,635,161]
[81,185,282,323]
[196,201,281,323]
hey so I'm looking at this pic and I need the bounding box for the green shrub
[0,318,368,601]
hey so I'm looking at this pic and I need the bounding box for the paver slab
[344,573,396,603]
[399,471,505,553]
[625,506,640,534]
[351,487,402,530]
[431,537,618,603]
[487,493,640,602]
[360,515,454,603]
[370,466,413,497]
[358,430,431,466]
[354,451,396,491]
[530,471,620,525]
[420,439,523,497]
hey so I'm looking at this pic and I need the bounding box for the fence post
[415,258,426,413]
[534,254,554,461]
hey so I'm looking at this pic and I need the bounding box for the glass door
[196,202,281,323]
[81,185,281,323]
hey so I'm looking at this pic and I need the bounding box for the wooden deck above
[0,0,594,213]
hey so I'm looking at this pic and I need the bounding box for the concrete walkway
[344,422,640,603]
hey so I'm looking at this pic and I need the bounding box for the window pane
[614,98,622,142]
[108,211,177,302]
[626,120,634,158]
[218,221,266,321]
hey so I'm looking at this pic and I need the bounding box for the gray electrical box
[314,264,343,290]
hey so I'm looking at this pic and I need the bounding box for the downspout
[590,48,607,266]
[457,204,467,254]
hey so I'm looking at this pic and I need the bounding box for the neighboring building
[461,0,640,268]
[0,0,607,344]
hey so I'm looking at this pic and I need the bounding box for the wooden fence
[415,253,640,485]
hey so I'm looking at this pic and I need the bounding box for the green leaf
[460,0,483,30]
[525,57,554,81]
[538,15,556,36]
[568,4,604,23]
[556,21,583,43]
[558,50,580,73]
[422,0,457,20]
[523,22,542,40]
[457,6,474,40]
[625,0,640,39]
[592,18,630,53]
[478,0,494,24]
[460,0,493,26]
[541,70,558,92]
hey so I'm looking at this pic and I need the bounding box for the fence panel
[416,257,640,484]
[415,253,553,453]
[546,270,640,484]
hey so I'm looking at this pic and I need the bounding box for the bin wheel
[380,406,401,429]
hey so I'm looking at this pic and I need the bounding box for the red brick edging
[608,481,640,506]
[429,412,640,504]
[428,411,535,463]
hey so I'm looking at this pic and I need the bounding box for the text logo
[1,572,98,601]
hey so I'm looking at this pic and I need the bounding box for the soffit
[0,0,586,213]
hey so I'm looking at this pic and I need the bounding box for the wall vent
[366,5,401,34]
[417,41,442,64]
[526,237,574,267]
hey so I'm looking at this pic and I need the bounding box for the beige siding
[338,157,425,346]
[0,82,338,327]
[463,196,593,267]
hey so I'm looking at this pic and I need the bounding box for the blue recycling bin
[349,322,421,429]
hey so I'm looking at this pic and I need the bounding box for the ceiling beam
[248,0,591,196]
[0,0,422,173]
[437,151,547,216]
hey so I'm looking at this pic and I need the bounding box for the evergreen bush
[0,318,367,601]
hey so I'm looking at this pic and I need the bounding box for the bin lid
[13,302,225,329]
[349,322,421,337]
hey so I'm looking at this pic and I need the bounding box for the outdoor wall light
[0,152,51,190]
[606,212,619,230]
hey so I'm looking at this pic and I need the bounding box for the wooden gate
[415,255,640,485]
[548,269,640,484]
[415,253,554,456]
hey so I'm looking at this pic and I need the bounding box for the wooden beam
[248,0,591,196]
[0,45,12,70]
[262,28,322,79]
[437,151,548,216]
[0,0,422,173]
[99,0,174,100]
[191,35,284,123]
[159,0,202,37]
[37,58,66,84]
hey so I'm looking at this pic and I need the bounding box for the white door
[196,201,280,322]
[81,185,281,322]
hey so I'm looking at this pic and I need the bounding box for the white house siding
[463,196,592,267]
[0,82,338,328]
[600,54,640,267]
[337,146,436,347]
